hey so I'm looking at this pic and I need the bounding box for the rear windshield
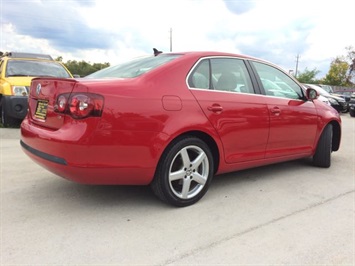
[86,54,181,79]
[6,60,71,78]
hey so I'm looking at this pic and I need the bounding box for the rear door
[249,61,318,158]
[188,57,270,163]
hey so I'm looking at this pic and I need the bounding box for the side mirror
[306,88,318,100]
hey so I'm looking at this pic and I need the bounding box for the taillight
[55,93,104,119]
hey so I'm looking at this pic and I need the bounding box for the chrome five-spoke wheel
[151,136,214,207]
[169,145,209,199]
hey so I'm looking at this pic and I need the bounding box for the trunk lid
[28,78,77,129]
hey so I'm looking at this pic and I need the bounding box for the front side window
[188,58,254,94]
[251,61,303,99]
[6,60,71,78]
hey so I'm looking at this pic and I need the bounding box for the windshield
[320,85,333,93]
[86,54,181,79]
[314,86,330,96]
[6,60,71,78]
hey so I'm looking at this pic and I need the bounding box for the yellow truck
[0,52,73,127]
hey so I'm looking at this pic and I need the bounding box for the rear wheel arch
[166,131,220,174]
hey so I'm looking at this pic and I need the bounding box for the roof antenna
[153,48,162,56]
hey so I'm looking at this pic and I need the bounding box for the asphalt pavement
[1,114,354,265]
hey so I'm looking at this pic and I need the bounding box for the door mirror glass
[307,88,318,100]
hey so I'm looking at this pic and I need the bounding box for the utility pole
[295,54,300,78]
[169,28,173,52]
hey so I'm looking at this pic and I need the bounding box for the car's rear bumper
[21,140,154,185]
[20,118,158,185]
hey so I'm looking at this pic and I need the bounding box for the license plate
[34,100,49,120]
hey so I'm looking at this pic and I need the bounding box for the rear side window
[251,61,304,99]
[86,54,181,78]
[189,58,255,94]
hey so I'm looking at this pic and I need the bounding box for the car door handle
[207,105,223,112]
[270,107,281,115]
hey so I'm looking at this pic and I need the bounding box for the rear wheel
[350,109,355,117]
[313,124,333,168]
[151,136,214,207]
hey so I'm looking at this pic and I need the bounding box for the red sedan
[21,51,341,207]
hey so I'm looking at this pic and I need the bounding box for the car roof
[166,51,260,60]
[158,51,272,68]
[1,52,53,60]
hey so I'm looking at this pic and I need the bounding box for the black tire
[151,136,214,207]
[350,109,355,117]
[313,124,333,168]
[1,98,19,128]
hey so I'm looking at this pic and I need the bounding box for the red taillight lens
[69,94,92,118]
[55,93,104,119]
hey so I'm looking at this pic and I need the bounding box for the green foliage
[55,57,110,77]
[55,56,63,62]
[345,46,355,84]
[65,60,110,77]
[322,46,355,86]
[323,57,350,86]
[296,68,321,84]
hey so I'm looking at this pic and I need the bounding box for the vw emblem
[36,83,41,96]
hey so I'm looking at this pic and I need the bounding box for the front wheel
[151,136,214,207]
[313,124,333,168]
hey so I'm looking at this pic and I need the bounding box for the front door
[250,61,318,158]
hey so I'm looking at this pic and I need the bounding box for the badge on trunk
[36,83,41,96]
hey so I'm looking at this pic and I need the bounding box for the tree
[296,68,320,84]
[322,46,355,86]
[323,57,349,86]
[345,46,355,84]
[55,56,63,62]
[54,57,110,77]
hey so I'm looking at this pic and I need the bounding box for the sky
[1,0,354,78]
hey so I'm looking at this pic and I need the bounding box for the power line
[169,28,172,52]
[295,54,300,78]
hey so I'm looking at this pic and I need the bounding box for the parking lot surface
[1,114,354,265]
